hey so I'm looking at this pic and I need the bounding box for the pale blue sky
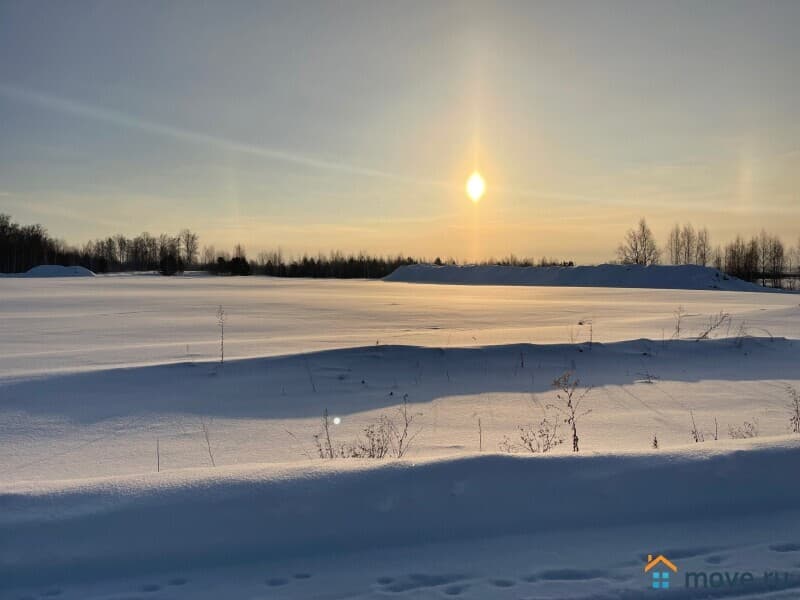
[1,0,798,262]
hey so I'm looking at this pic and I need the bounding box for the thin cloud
[0,83,452,189]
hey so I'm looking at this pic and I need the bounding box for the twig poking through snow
[548,371,592,453]
[788,385,800,434]
[216,305,226,365]
[696,311,731,341]
[201,419,216,467]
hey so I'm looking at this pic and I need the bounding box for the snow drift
[18,265,96,278]
[385,264,774,292]
[3,441,800,588]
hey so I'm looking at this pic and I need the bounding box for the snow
[386,263,781,292]
[5,442,800,596]
[1,275,800,599]
[1,276,797,379]
[4,265,97,278]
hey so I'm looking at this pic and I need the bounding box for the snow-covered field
[2,275,800,599]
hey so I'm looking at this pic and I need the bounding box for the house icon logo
[644,554,678,590]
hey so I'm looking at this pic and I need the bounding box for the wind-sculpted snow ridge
[385,263,782,292]
[3,441,800,590]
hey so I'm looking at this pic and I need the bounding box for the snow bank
[3,441,800,587]
[19,265,95,277]
[385,264,774,291]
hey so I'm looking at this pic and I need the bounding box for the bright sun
[466,171,486,203]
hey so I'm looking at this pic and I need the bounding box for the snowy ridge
[385,263,777,292]
[0,265,97,278]
[4,441,800,588]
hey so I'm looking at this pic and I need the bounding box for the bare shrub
[696,311,731,340]
[313,397,422,460]
[500,415,563,454]
[728,419,759,439]
[548,371,592,452]
[340,417,392,458]
[690,410,704,443]
[313,408,337,459]
[388,395,422,458]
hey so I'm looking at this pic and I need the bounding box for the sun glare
[466,171,486,203]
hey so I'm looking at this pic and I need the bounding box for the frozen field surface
[2,276,800,599]
[1,275,797,377]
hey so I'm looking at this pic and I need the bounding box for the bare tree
[695,227,711,266]
[768,235,785,288]
[180,229,199,267]
[758,229,771,285]
[548,372,592,452]
[680,223,696,265]
[667,224,682,265]
[201,245,216,266]
[616,218,660,266]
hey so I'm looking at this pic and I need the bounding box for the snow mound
[386,264,774,292]
[3,441,800,587]
[22,265,96,278]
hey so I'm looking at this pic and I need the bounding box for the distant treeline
[0,214,197,275]
[205,249,573,278]
[199,246,418,278]
[616,218,799,288]
[0,213,423,278]
[3,212,795,287]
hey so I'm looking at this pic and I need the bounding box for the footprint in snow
[532,569,607,581]
[771,542,800,553]
[377,573,467,593]
[443,583,470,596]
